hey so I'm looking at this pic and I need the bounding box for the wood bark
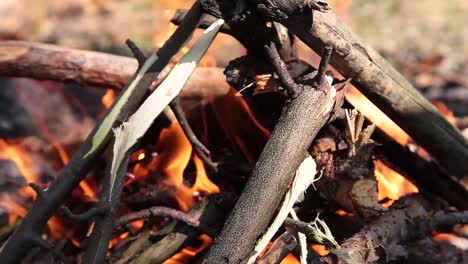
[0,41,230,99]
[204,76,343,263]
[321,195,468,264]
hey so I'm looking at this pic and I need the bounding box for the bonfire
[0,0,466,263]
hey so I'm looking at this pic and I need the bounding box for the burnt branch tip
[61,204,110,221]
[114,206,200,228]
[125,39,146,66]
[314,45,333,86]
[28,183,45,198]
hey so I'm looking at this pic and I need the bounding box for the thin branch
[264,42,302,97]
[82,2,205,263]
[114,206,200,228]
[61,205,110,221]
[126,40,218,172]
[169,97,219,172]
[28,183,44,198]
[431,211,468,228]
[125,39,146,66]
[313,45,332,86]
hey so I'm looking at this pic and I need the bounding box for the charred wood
[321,195,466,264]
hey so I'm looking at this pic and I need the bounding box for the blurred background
[1,0,467,112]
[1,0,466,64]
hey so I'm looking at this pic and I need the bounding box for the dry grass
[350,0,467,65]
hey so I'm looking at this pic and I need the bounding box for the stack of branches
[0,0,466,263]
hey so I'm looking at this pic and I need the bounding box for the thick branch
[321,196,466,264]
[204,46,344,263]
[0,41,230,99]
[0,41,135,88]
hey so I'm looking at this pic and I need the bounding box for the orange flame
[281,254,300,264]
[211,89,271,164]
[158,121,219,211]
[54,143,97,199]
[374,160,418,206]
[0,195,28,224]
[346,86,411,145]
[101,89,116,109]
[109,232,130,249]
[0,139,38,199]
[312,244,330,256]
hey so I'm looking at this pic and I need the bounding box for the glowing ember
[312,244,330,256]
[281,253,300,263]
[433,233,468,250]
[335,209,353,217]
[101,89,116,109]
[374,160,418,205]
[137,152,146,161]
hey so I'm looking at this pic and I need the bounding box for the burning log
[174,1,468,179]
